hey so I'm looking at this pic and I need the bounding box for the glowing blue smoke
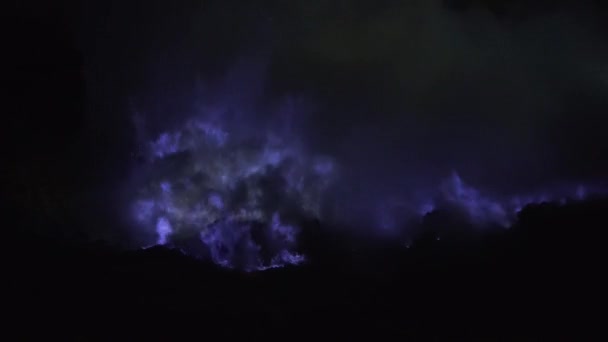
[131,116,334,270]
[414,172,606,230]
[128,86,606,271]
[132,113,604,271]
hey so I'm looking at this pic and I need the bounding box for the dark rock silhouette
[8,197,607,339]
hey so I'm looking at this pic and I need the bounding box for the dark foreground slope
[8,198,607,339]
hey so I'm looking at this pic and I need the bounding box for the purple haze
[127,62,606,271]
[130,109,333,270]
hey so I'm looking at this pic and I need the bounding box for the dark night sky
[6,0,608,242]
[79,0,608,181]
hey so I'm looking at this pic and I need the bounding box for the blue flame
[155,217,172,245]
